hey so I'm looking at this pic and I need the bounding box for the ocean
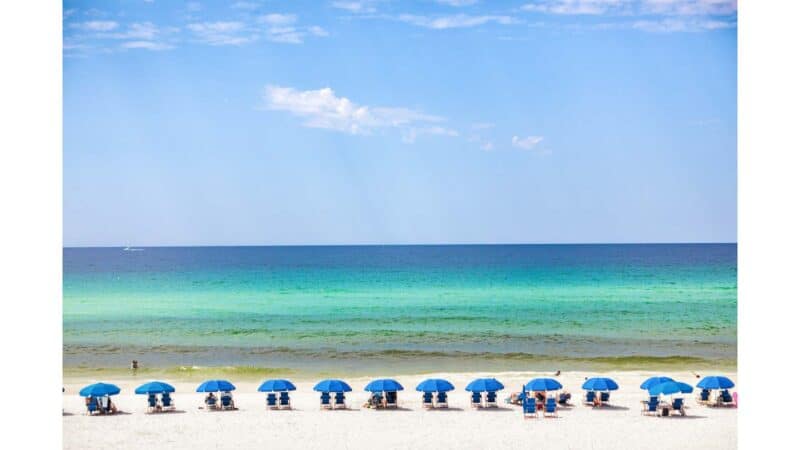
[63,244,736,377]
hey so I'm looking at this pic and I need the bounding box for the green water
[63,244,737,375]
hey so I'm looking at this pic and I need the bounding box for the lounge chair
[642,397,659,416]
[279,392,291,410]
[221,395,233,410]
[697,389,710,404]
[544,398,557,418]
[266,393,278,409]
[320,392,332,409]
[671,398,686,416]
[161,393,174,411]
[436,392,449,408]
[600,392,610,404]
[334,392,346,409]
[584,391,596,405]
[86,397,98,415]
[523,398,537,419]
[486,391,498,408]
[147,394,158,413]
[206,395,218,410]
[386,391,397,408]
[422,392,433,409]
[719,389,733,406]
[470,392,482,408]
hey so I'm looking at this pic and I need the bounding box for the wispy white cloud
[187,21,256,46]
[397,14,517,29]
[263,85,449,138]
[436,0,480,6]
[632,17,735,32]
[231,1,261,10]
[511,135,544,150]
[403,126,459,143]
[521,0,737,16]
[641,0,737,16]
[309,26,330,37]
[121,40,173,51]
[332,1,378,14]
[521,0,630,15]
[71,20,119,31]
[258,14,297,26]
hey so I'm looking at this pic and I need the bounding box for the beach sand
[63,370,737,450]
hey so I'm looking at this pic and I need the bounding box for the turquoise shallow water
[63,244,736,374]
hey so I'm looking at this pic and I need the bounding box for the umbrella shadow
[62,412,74,416]
[147,410,188,415]
[426,407,464,412]
[472,407,515,412]
[91,411,133,417]
[591,405,630,411]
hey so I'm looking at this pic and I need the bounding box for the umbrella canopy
[313,379,352,393]
[196,379,236,393]
[415,378,455,393]
[79,382,121,397]
[697,376,735,390]
[582,377,619,392]
[640,376,675,390]
[365,378,404,393]
[465,378,505,393]
[258,379,297,392]
[648,381,694,396]
[525,378,563,391]
[135,381,175,395]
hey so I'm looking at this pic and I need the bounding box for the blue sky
[63,1,737,246]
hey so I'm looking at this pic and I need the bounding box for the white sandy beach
[63,371,737,450]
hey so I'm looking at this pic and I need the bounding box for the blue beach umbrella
[258,379,297,392]
[196,379,236,393]
[648,381,694,396]
[640,376,675,390]
[525,378,563,392]
[314,379,352,393]
[135,381,175,395]
[582,377,619,392]
[365,378,404,393]
[697,376,735,390]
[465,378,505,393]
[79,382,121,397]
[415,378,455,393]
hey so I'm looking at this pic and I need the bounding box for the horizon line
[63,241,738,249]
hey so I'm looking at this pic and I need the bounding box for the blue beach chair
[642,397,659,416]
[279,391,291,409]
[523,398,537,419]
[320,392,331,409]
[436,392,449,408]
[470,392,482,408]
[671,398,686,416]
[334,392,346,409]
[720,390,733,405]
[220,393,234,410]
[386,391,397,408]
[698,389,710,404]
[544,397,557,418]
[161,393,174,411]
[86,397,98,415]
[422,392,433,408]
[266,393,278,409]
[147,394,158,412]
[486,391,498,407]
[600,392,610,403]
[205,394,218,410]
[585,391,596,405]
